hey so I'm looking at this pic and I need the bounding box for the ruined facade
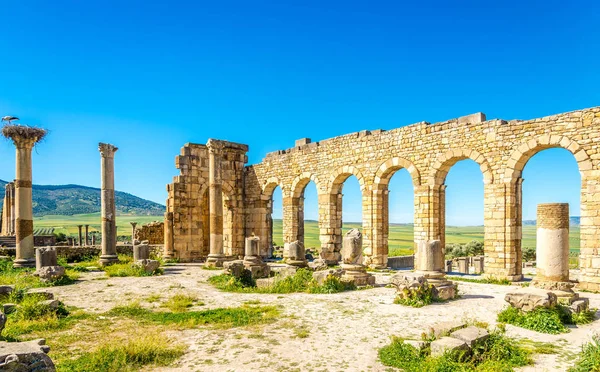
[137,221,164,245]
[165,106,600,289]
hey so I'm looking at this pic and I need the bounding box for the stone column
[532,203,572,292]
[205,140,226,267]
[163,212,174,259]
[243,236,269,278]
[130,222,137,245]
[9,135,40,268]
[92,234,96,246]
[77,225,83,246]
[341,228,374,286]
[98,143,119,265]
[84,225,89,246]
[1,183,15,236]
[415,240,456,299]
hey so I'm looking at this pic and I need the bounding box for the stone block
[0,285,14,296]
[450,326,489,347]
[312,269,344,285]
[295,138,311,147]
[428,321,467,339]
[433,283,458,301]
[36,266,66,282]
[504,287,557,312]
[256,277,276,289]
[430,337,470,357]
[133,244,150,261]
[246,264,270,279]
[403,340,426,350]
[35,247,57,271]
[390,272,426,290]
[3,303,16,315]
[25,290,54,300]
[569,298,590,314]
[0,339,55,371]
[134,259,160,274]
[224,260,245,278]
[39,300,60,311]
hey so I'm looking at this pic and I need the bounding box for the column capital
[130,222,138,227]
[2,126,47,149]
[207,139,224,153]
[98,143,118,157]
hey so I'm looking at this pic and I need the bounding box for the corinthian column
[1,125,47,268]
[98,143,119,265]
[205,139,226,267]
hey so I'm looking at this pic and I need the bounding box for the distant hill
[523,217,580,226]
[0,179,164,216]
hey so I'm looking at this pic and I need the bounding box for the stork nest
[1,124,47,143]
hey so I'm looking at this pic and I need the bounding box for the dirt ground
[48,264,600,372]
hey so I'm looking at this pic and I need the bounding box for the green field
[33,213,162,238]
[273,220,581,257]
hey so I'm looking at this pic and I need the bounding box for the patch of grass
[394,285,435,308]
[293,327,310,339]
[145,294,161,303]
[448,276,512,285]
[103,262,162,277]
[202,266,223,271]
[107,302,280,329]
[58,333,185,372]
[208,269,357,294]
[379,329,531,371]
[570,335,600,372]
[161,294,201,312]
[498,306,567,334]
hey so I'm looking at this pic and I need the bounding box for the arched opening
[300,181,319,252]
[387,169,415,257]
[442,159,485,272]
[270,186,283,250]
[286,175,320,255]
[341,175,363,235]
[521,148,580,270]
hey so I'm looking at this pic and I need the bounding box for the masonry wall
[167,106,600,288]
[137,221,164,245]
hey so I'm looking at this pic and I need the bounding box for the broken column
[2,125,47,268]
[77,225,83,247]
[205,140,227,267]
[340,229,375,286]
[286,240,308,268]
[133,241,150,261]
[416,240,456,300]
[98,143,119,266]
[163,212,174,259]
[1,182,15,236]
[130,222,137,245]
[243,236,270,278]
[84,225,89,246]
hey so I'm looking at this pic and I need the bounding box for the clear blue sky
[1,1,597,225]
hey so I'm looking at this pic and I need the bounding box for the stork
[1,116,19,125]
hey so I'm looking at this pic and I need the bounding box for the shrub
[522,246,536,262]
[394,284,434,308]
[570,335,600,372]
[307,274,356,294]
[497,306,567,334]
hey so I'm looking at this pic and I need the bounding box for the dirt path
[48,264,600,372]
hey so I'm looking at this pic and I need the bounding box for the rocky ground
[47,264,600,372]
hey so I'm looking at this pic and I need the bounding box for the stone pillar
[205,140,226,267]
[318,191,342,264]
[341,228,374,286]
[10,135,40,268]
[1,182,15,236]
[98,143,119,265]
[84,225,89,246]
[286,240,308,267]
[130,222,137,245]
[133,242,150,261]
[92,234,96,246]
[35,247,57,271]
[457,257,468,274]
[415,240,456,299]
[243,236,269,278]
[368,187,388,269]
[532,203,572,293]
[77,225,83,247]
[163,212,174,259]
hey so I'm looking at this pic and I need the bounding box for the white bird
[1,116,19,125]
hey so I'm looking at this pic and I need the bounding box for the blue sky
[0,1,597,225]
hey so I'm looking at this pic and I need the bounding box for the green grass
[161,294,202,312]
[57,333,186,372]
[378,329,531,371]
[208,268,356,294]
[33,213,160,238]
[497,305,596,334]
[107,302,280,329]
[394,284,435,308]
[272,220,581,257]
[570,335,600,372]
[448,276,512,285]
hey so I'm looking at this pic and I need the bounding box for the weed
[570,335,600,372]
[448,276,512,285]
[394,285,434,308]
[161,294,201,312]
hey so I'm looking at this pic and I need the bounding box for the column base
[205,254,227,268]
[13,258,35,268]
[482,273,523,282]
[99,255,119,266]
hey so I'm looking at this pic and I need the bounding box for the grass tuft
[161,294,202,312]
[570,335,600,372]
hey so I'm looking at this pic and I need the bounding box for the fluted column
[98,143,119,265]
[77,225,83,246]
[205,140,226,267]
[163,212,174,259]
[130,222,137,246]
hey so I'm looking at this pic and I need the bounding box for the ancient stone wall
[166,106,600,288]
[137,221,164,244]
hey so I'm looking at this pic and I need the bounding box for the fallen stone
[0,338,55,371]
[0,313,5,336]
[39,300,60,311]
[25,290,54,300]
[432,283,458,301]
[430,337,470,358]
[390,272,426,290]
[450,326,489,347]
[0,285,14,296]
[36,266,66,282]
[223,260,245,278]
[255,277,276,289]
[505,287,557,312]
[273,265,299,278]
[569,298,590,314]
[246,264,270,279]
[312,269,344,285]
[134,259,160,274]
[3,303,16,315]
[428,321,467,339]
[309,259,328,271]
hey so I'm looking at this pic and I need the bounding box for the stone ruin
[340,229,374,286]
[505,203,589,315]
[391,240,457,302]
[163,107,600,289]
[34,247,65,283]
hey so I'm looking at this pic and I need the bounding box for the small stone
[403,340,426,350]
[430,337,470,357]
[428,321,467,339]
[569,299,590,314]
[0,285,14,296]
[309,259,328,271]
[223,260,245,278]
[505,287,557,312]
[25,290,54,300]
[390,272,426,290]
[312,269,344,285]
[0,313,5,335]
[450,326,489,347]
[0,338,55,371]
[134,259,160,274]
[39,300,60,310]
[36,266,66,282]
[255,277,276,288]
[3,303,16,315]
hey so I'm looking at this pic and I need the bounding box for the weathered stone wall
[167,106,600,288]
[137,221,164,244]
[0,245,163,261]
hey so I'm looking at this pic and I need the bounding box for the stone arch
[327,165,367,195]
[291,172,322,198]
[503,135,593,181]
[429,148,493,185]
[261,177,284,198]
[373,157,421,189]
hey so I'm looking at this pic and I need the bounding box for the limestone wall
[166,106,600,288]
[137,221,164,244]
